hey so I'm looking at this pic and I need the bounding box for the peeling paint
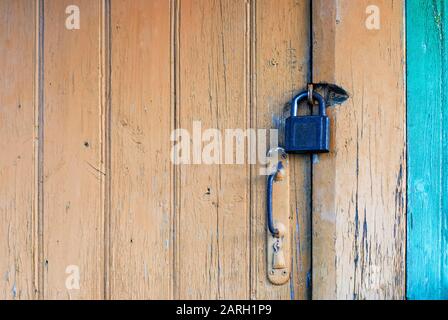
[11,283,17,299]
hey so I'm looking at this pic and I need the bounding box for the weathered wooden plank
[407,0,448,300]
[175,0,250,299]
[109,0,173,299]
[0,0,37,300]
[43,0,104,299]
[251,0,311,300]
[312,0,406,299]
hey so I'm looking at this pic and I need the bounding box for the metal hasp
[266,149,291,285]
[285,90,330,154]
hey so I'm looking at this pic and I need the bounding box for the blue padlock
[285,91,330,154]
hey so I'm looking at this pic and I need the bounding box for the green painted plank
[407,0,448,300]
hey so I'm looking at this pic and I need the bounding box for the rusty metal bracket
[312,82,349,107]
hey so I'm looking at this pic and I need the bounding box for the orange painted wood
[0,0,37,300]
[252,0,311,300]
[109,0,173,299]
[312,0,406,299]
[0,0,315,300]
[175,0,251,299]
[0,0,411,300]
[42,0,104,299]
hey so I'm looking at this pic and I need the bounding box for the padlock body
[285,115,330,154]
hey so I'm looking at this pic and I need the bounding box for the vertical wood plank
[0,0,37,300]
[43,0,104,299]
[312,0,406,299]
[176,0,250,299]
[251,0,311,300]
[109,0,173,299]
[407,0,448,300]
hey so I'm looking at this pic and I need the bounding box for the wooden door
[312,0,406,299]
[0,0,406,300]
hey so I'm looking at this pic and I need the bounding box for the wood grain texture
[0,0,37,300]
[175,0,251,299]
[0,0,313,300]
[312,0,406,299]
[251,0,311,300]
[2,0,414,300]
[42,0,104,299]
[407,0,448,300]
[109,0,173,299]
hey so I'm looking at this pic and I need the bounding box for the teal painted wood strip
[407,0,448,300]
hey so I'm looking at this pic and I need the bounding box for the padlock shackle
[291,91,326,117]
